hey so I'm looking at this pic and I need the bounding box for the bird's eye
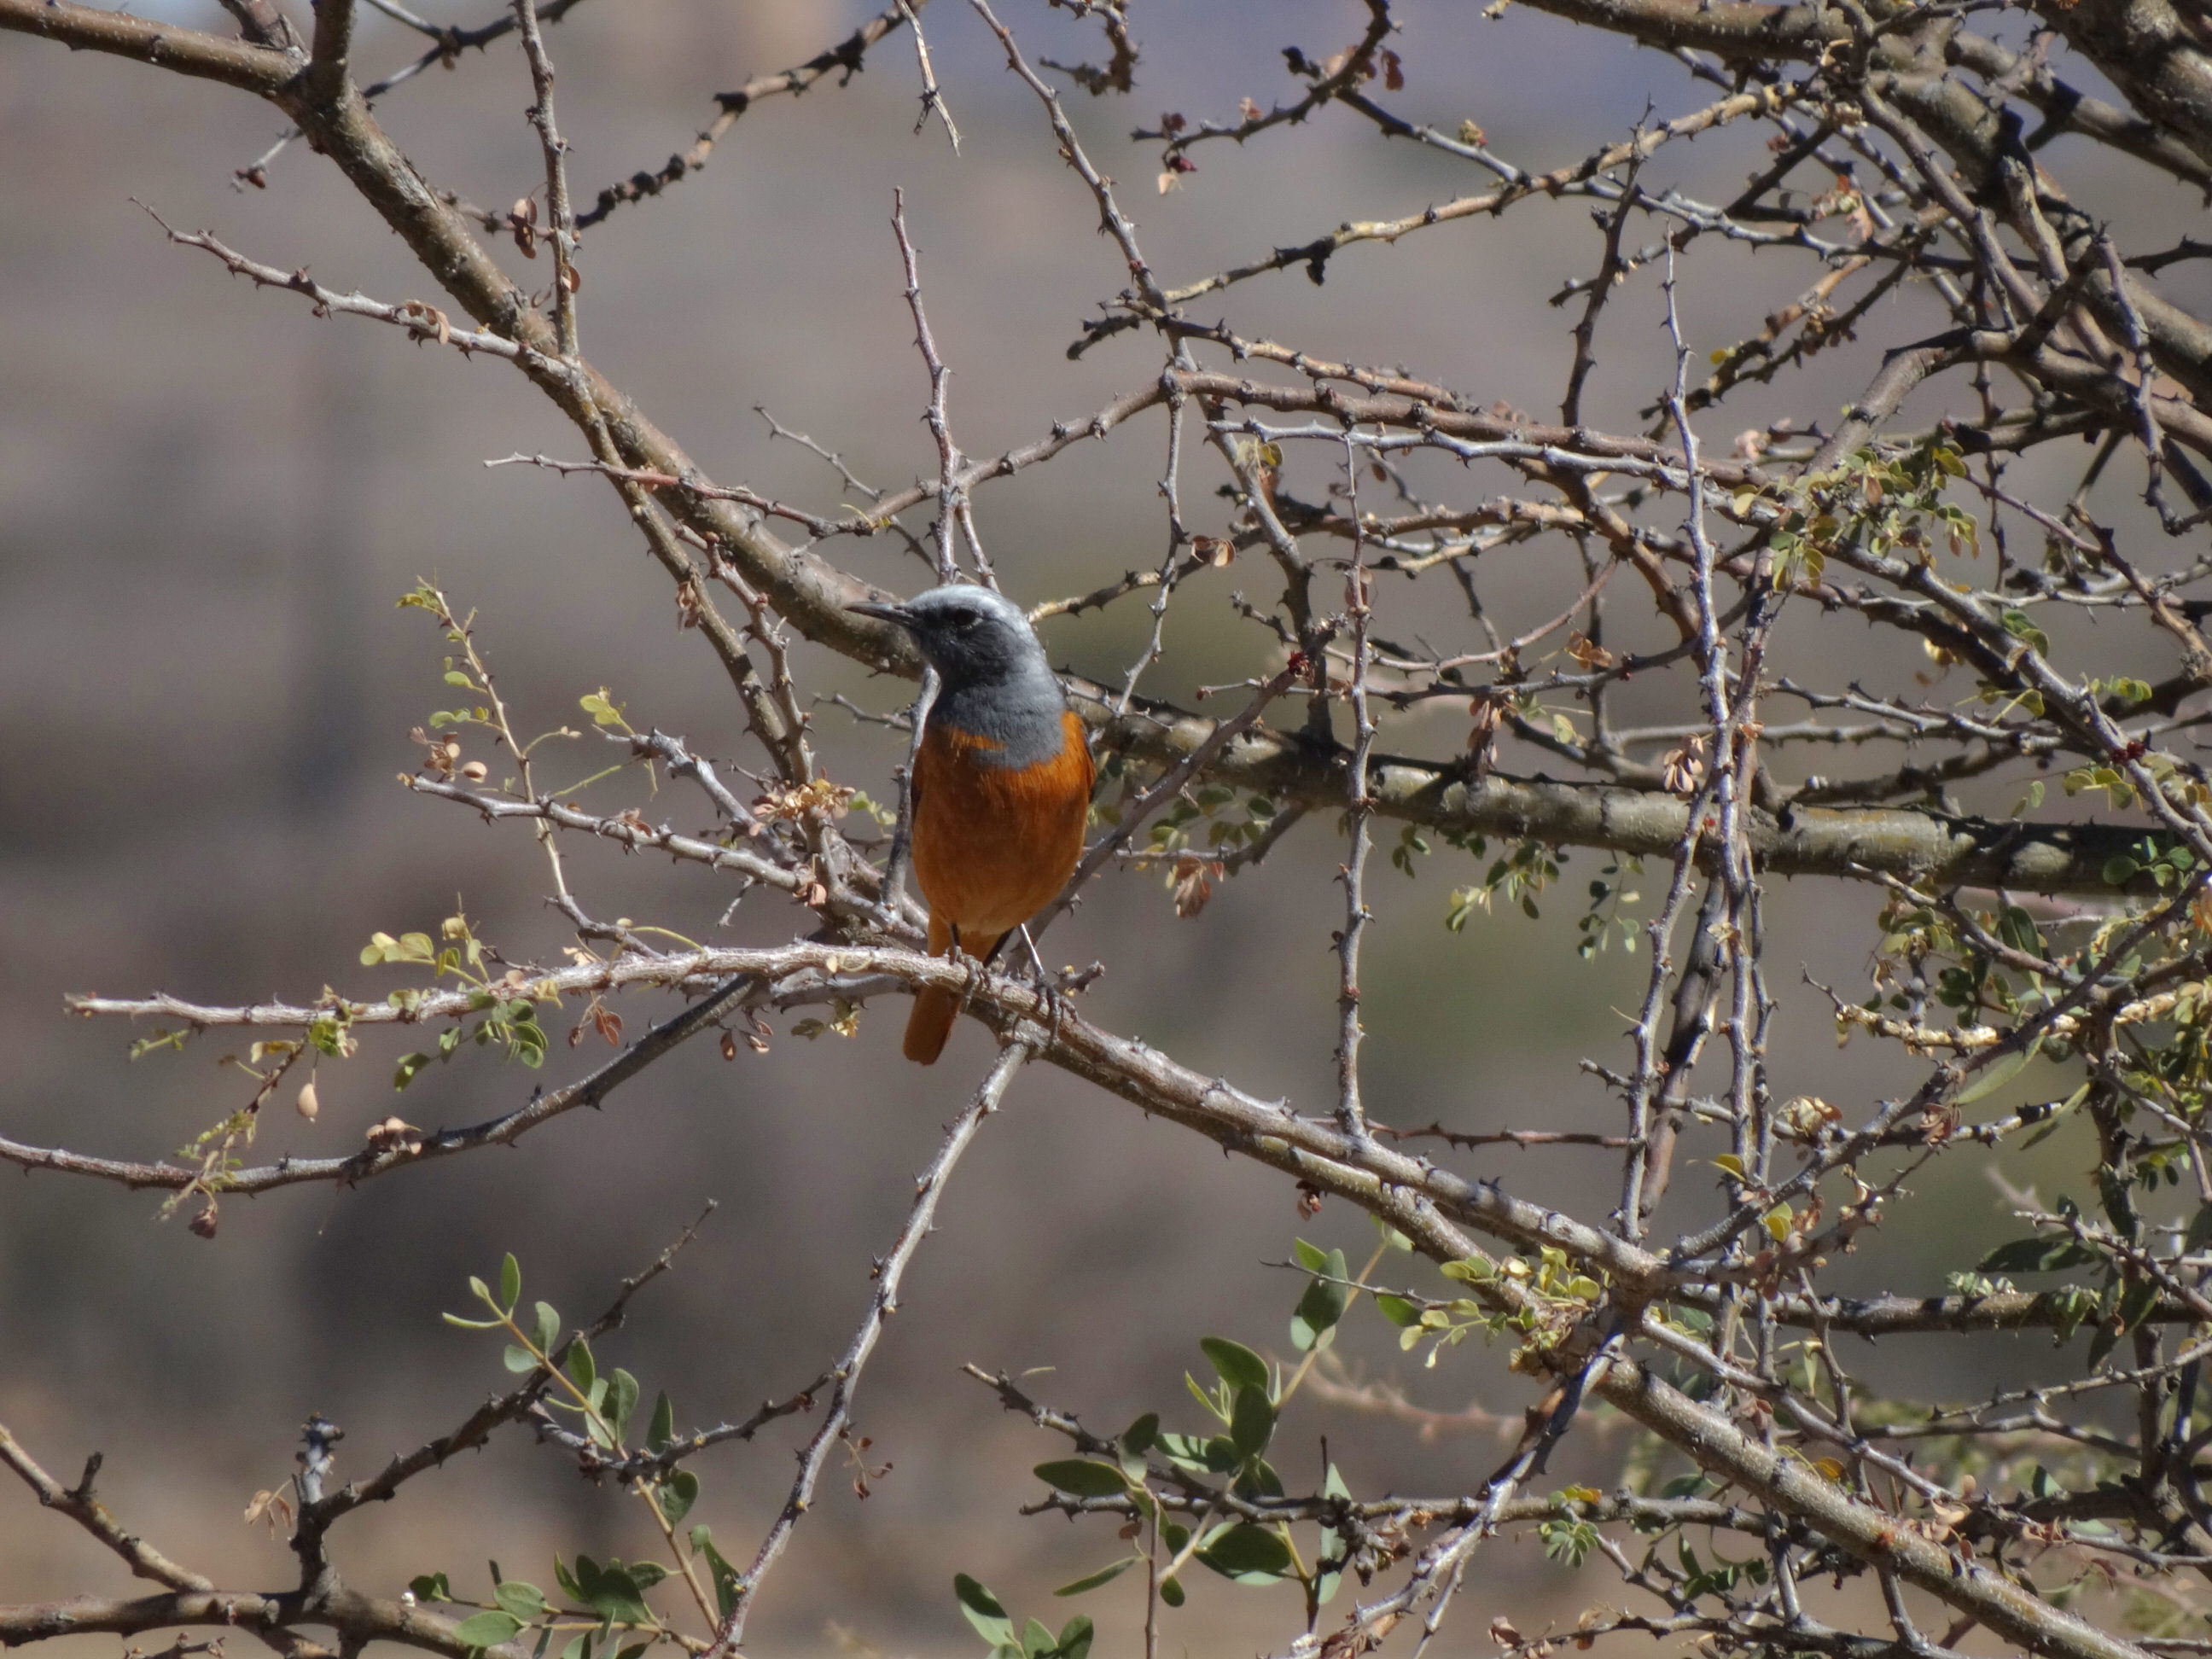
[951,610,980,630]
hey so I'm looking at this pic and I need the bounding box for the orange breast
[911,709,1094,940]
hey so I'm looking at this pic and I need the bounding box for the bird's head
[847,584,1046,688]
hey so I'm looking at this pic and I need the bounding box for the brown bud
[189,1205,219,1239]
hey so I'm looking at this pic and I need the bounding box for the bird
[847,584,1096,1064]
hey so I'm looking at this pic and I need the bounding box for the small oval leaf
[1033,1459,1129,1498]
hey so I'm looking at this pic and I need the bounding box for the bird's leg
[1012,924,1064,1050]
[949,923,990,1017]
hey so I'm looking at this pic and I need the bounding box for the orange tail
[903,920,1003,1065]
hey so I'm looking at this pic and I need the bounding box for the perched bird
[848,585,1095,1064]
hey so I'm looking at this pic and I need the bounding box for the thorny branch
[19,0,2212,1655]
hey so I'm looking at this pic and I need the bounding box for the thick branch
[0,0,295,92]
[0,1429,209,1592]
[0,1585,521,1659]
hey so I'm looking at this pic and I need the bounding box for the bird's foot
[1012,925,1067,1050]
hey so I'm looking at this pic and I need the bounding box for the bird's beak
[847,598,915,629]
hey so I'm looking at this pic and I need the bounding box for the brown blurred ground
[0,3,2192,1653]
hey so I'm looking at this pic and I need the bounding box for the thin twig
[703,1041,1031,1655]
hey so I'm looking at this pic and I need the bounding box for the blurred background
[2,3,2198,1653]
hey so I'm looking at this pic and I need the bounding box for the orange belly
[911,709,1094,942]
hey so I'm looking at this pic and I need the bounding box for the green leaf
[2185,1205,2212,1254]
[1996,905,2045,958]
[1315,1559,1343,1610]
[529,1301,560,1357]
[410,1572,453,1602]
[2087,1310,2122,1371]
[1155,1431,1215,1472]
[1199,1337,1269,1395]
[659,1470,699,1527]
[648,1391,676,1453]
[1978,1237,2099,1274]
[504,1345,538,1374]
[576,1562,650,1627]
[2000,608,2050,656]
[1292,1238,1329,1273]
[1022,1618,1056,1659]
[1185,1371,1227,1423]
[1229,1383,1276,1459]
[1053,1558,1138,1598]
[494,1582,546,1621]
[1117,1415,1156,1482]
[1033,1459,1129,1498]
[1054,1615,1095,1659]
[1235,1456,1284,1500]
[498,1254,521,1310]
[1291,1247,1349,1350]
[605,1370,641,1443]
[954,1575,1016,1650]
[1158,1576,1185,1608]
[2051,1284,2098,1346]
[2118,1278,2161,1333]
[566,1339,596,1393]
[693,1534,744,1621]
[393,1051,434,1091]
[1197,1522,1294,1579]
[1957,1038,2041,1105]
[452,1612,524,1650]
[2104,855,2141,888]
[1373,1294,1420,1328]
